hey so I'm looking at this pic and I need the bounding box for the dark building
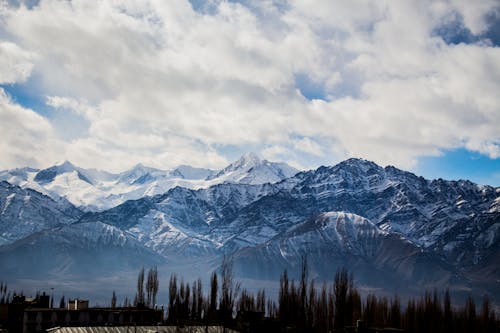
[0,293,51,332]
[23,307,164,333]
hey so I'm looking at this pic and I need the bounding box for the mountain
[0,156,498,302]
[207,152,298,184]
[116,163,170,185]
[172,165,217,180]
[34,161,93,185]
[0,221,165,278]
[0,154,296,211]
[231,212,454,290]
[0,181,82,246]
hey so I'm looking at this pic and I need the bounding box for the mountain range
[0,154,498,304]
[0,152,296,211]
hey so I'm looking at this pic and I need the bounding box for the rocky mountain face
[0,181,81,246]
[0,155,498,301]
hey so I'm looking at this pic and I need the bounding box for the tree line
[1,258,499,333]
[127,258,498,333]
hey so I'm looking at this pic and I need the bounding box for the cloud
[0,0,498,172]
[0,41,33,84]
[293,137,324,157]
[0,88,61,169]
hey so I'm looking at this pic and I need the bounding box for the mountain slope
[0,181,81,245]
[0,221,165,278]
[232,212,453,289]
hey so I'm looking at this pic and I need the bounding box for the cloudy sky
[1,0,499,185]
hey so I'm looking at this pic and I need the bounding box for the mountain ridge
[0,155,498,302]
[0,153,298,211]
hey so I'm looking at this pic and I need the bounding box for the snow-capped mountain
[231,212,453,288]
[0,153,296,211]
[0,221,164,278]
[0,156,498,301]
[0,181,81,246]
[207,152,298,184]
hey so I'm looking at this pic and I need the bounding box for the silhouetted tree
[256,289,266,313]
[145,266,159,308]
[209,271,218,321]
[111,290,117,308]
[333,267,349,329]
[136,267,145,306]
[168,274,178,321]
[59,295,65,309]
[389,295,401,328]
[219,256,240,324]
[278,269,290,324]
[443,289,452,332]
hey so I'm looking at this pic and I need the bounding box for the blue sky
[0,0,499,186]
[417,149,500,186]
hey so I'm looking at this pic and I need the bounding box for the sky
[0,0,499,186]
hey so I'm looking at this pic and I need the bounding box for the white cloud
[0,41,34,84]
[449,0,499,34]
[46,96,95,118]
[293,137,324,157]
[0,0,498,172]
[0,88,61,169]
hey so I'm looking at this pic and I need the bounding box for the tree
[209,271,218,321]
[219,256,240,323]
[256,289,266,313]
[333,268,349,329]
[389,295,401,328]
[136,267,145,306]
[464,296,476,332]
[146,266,159,308]
[59,295,66,309]
[298,256,308,329]
[168,274,178,321]
[111,290,117,308]
[443,289,452,332]
[278,269,290,323]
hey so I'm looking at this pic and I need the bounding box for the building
[47,326,240,333]
[23,307,164,333]
[0,293,51,332]
[67,299,89,310]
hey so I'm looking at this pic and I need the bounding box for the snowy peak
[34,161,93,185]
[209,152,262,178]
[172,165,216,180]
[117,163,166,185]
[338,157,379,168]
[231,152,262,170]
[0,167,38,184]
[330,158,387,179]
[208,152,298,184]
[0,155,295,211]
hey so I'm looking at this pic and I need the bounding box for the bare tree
[111,290,117,308]
[136,267,145,306]
[168,274,178,321]
[219,256,240,323]
[209,271,218,320]
[145,266,159,308]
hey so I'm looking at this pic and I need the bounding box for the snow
[2,193,15,214]
[0,153,498,276]
[0,154,297,211]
